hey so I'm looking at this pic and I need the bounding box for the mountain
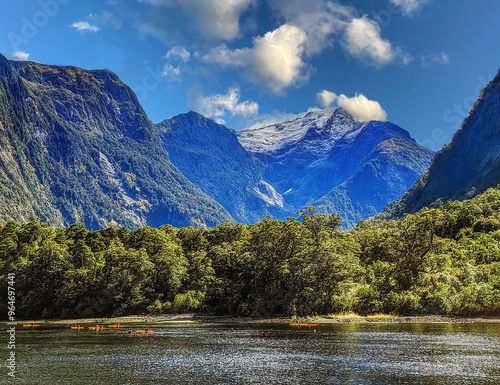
[155,111,289,224]
[384,69,500,217]
[238,108,434,227]
[0,54,230,229]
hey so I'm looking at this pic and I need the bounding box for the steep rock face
[385,69,500,217]
[238,108,434,226]
[0,55,230,229]
[156,112,289,223]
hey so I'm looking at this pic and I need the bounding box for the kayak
[71,326,85,330]
[108,324,125,328]
[23,324,40,327]
[88,326,106,330]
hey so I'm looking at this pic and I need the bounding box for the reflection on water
[9,323,500,384]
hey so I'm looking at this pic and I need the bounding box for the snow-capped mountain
[238,108,434,227]
[238,107,356,155]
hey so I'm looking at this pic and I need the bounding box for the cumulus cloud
[317,90,338,108]
[165,46,191,62]
[421,53,451,67]
[203,24,307,94]
[249,24,307,93]
[317,90,387,122]
[267,0,354,55]
[203,2,406,92]
[390,0,430,17]
[7,51,30,61]
[194,87,258,123]
[70,21,100,33]
[343,16,402,67]
[135,0,409,93]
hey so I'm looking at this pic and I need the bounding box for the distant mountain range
[384,69,500,218]
[0,53,465,230]
[159,108,434,227]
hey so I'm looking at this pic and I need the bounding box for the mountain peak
[237,107,357,155]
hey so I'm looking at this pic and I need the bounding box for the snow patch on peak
[237,107,357,154]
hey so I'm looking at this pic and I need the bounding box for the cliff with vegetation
[0,54,230,229]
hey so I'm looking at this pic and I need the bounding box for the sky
[1,0,499,151]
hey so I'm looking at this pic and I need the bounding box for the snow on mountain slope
[237,107,356,155]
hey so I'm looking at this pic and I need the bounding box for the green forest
[1,187,500,320]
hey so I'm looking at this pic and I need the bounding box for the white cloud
[70,21,100,33]
[343,16,401,67]
[203,24,307,94]
[161,46,191,81]
[317,90,387,122]
[267,1,354,56]
[165,46,191,62]
[202,5,407,93]
[161,64,181,81]
[249,24,307,93]
[317,90,338,108]
[194,87,258,123]
[7,51,30,61]
[421,53,451,67]
[390,0,430,17]
[337,94,387,122]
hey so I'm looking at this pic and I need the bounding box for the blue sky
[1,0,499,150]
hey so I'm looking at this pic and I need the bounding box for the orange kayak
[71,326,85,330]
[108,324,125,328]
[88,326,106,331]
[23,324,40,327]
[130,329,154,334]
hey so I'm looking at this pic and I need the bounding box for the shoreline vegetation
[1,188,500,321]
[7,313,500,326]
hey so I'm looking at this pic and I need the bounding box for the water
[6,322,500,384]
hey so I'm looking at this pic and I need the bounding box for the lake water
[7,322,500,384]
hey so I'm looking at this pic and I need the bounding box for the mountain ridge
[155,111,290,224]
